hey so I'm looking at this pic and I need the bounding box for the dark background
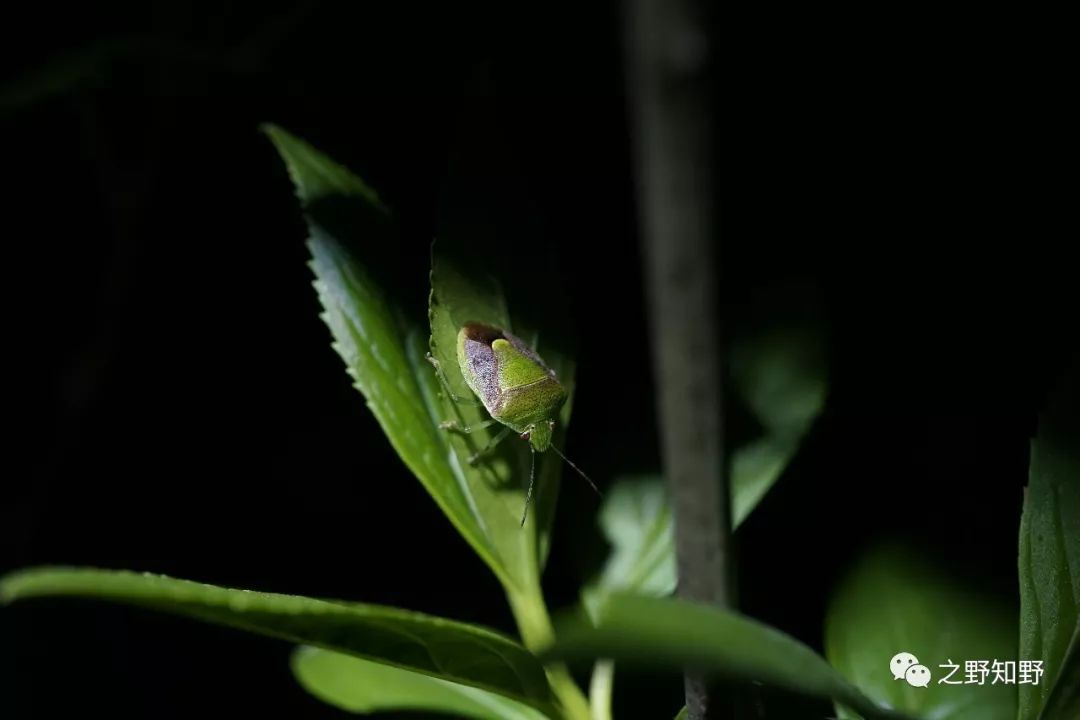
[3,3,1074,718]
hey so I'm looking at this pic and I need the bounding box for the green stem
[508,584,591,720]
[589,660,615,720]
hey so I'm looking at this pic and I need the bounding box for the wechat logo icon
[891,651,931,688]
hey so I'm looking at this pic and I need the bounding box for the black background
[3,3,1075,718]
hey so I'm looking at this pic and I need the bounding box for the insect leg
[426,353,483,406]
[520,447,537,527]
[466,426,512,466]
[438,418,496,434]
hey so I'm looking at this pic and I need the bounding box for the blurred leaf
[730,324,827,435]
[1018,364,1080,720]
[580,476,675,621]
[674,707,688,720]
[730,323,826,526]
[544,594,911,720]
[581,324,828,611]
[0,41,120,112]
[825,543,1017,720]
[0,567,556,714]
[578,325,828,604]
[731,435,799,528]
[263,124,519,590]
[292,646,550,719]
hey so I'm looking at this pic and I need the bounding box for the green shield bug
[427,321,599,526]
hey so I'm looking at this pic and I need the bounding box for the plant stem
[589,660,615,720]
[624,0,732,718]
[508,585,592,720]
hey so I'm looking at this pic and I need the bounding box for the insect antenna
[549,443,602,497]
[520,448,537,527]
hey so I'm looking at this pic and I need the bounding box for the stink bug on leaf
[427,321,599,526]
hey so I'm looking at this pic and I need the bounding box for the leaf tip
[258,122,297,162]
[260,124,388,212]
[0,566,54,605]
[0,574,17,605]
[257,121,283,139]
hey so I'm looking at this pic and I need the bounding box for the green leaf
[1039,633,1079,720]
[0,567,557,715]
[426,239,577,597]
[729,322,826,526]
[580,476,675,621]
[293,646,550,719]
[544,593,911,720]
[263,124,519,590]
[426,241,597,720]
[266,125,593,720]
[825,543,1017,720]
[1018,365,1080,720]
[263,124,385,209]
[674,707,688,720]
[430,122,584,575]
